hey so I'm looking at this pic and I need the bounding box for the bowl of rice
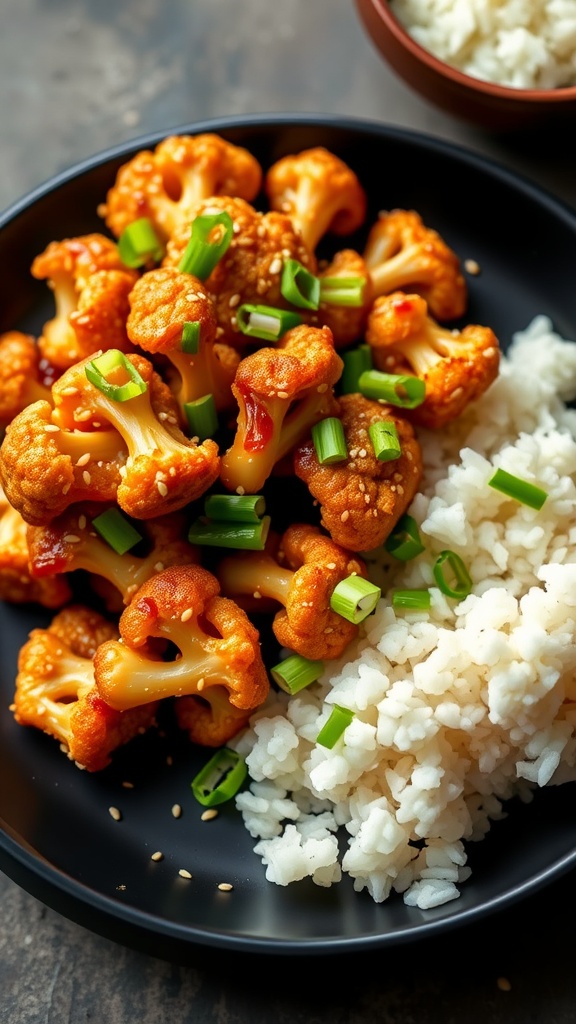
[354,0,576,132]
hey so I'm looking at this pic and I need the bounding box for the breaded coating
[217,523,367,660]
[164,195,317,347]
[365,292,500,429]
[13,604,159,771]
[93,564,270,746]
[293,393,423,552]
[0,331,52,429]
[316,248,372,348]
[99,133,263,241]
[220,324,343,494]
[0,352,220,525]
[363,209,467,322]
[31,234,138,370]
[265,147,367,251]
[0,488,71,607]
[27,502,199,609]
[126,265,239,413]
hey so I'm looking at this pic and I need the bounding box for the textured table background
[2,1,576,1021]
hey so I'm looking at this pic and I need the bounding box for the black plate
[2,114,576,959]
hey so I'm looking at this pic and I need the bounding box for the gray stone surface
[2,1,576,1021]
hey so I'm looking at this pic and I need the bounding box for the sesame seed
[196,678,205,691]
[78,515,87,530]
[218,882,234,891]
[150,851,164,862]
[154,561,165,572]
[253,591,262,599]
[63,534,81,543]
[62,483,71,494]
[236,486,246,495]
[326,562,336,570]
[178,869,192,879]
[108,806,122,821]
[180,607,193,622]
[171,804,182,818]
[465,258,481,275]
[121,781,134,789]
[317,383,328,393]
[60,386,79,397]
[82,471,91,485]
[229,293,241,308]
[269,257,282,275]
[277,391,289,399]
[483,347,497,358]
[340,510,350,522]
[358,448,367,458]
[201,808,219,821]
[43,424,60,433]
[157,481,168,497]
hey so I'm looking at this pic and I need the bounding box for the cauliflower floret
[27,502,199,609]
[365,291,500,429]
[93,564,270,746]
[126,265,239,414]
[265,147,367,251]
[217,522,367,660]
[31,234,138,370]
[0,487,71,607]
[99,133,263,242]
[293,393,423,552]
[12,604,159,771]
[220,324,343,494]
[316,248,372,349]
[0,351,220,524]
[0,331,52,428]
[363,209,467,322]
[164,195,317,348]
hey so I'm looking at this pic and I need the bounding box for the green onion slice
[271,654,324,695]
[181,321,201,354]
[311,417,347,465]
[316,705,355,749]
[488,468,548,510]
[91,507,143,555]
[368,420,401,461]
[358,370,425,409]
[392,589,431,610]
[117,218,164,268]
[178,211,234,279]
[236,304,303,341]
[340,345,373,394]
[188,515,271,550]
[433,550,473,600]
[191,747,248,807]
[184,394,218,441]
[85,349,148,402]
[204,493,266,522]
[319,276,366,307]
[330,574,381,624]
[384,514,425,561]
[280,259,320,310]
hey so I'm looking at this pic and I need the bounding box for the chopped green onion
[433,550,473,600]
[392,589,431,610]
[311,417,347,465]
[384,514,425,561]
[181,321,201,354]
[280,259,320,310]
[330,574,381,624]
[184,394,218,441]
[236,304,302,341]
[271,654,324,695]
[316,705,355,749]
[368,420,401,461]
[358,370,425,409]
[319,276,366,307]
[117,218,164,268]
[178,211,234,279]
[203,493,266,522]
[91,508,143,555]
[340,345,373,394]
[488,468,548,510]
[191,747,248,807]
[188,515,271,550]
[85,349,148,402]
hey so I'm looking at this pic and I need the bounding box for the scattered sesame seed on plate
[171,803,182,818]
[218,882,233,891]
[201,808,219,821]
[150,851,164,862]
[178,869,193,879]
[108,806,122,821]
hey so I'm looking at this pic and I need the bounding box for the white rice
[390,0,576,89]
[233,314,576,909]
